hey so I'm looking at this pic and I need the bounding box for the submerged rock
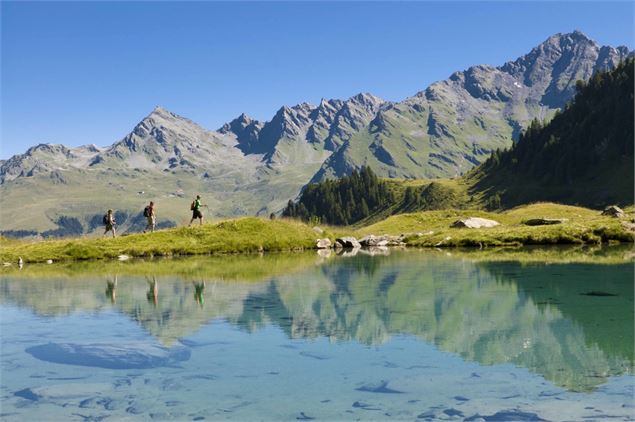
[464,409,549,421]
[443,408,464,417]
[25,342,191,369]
[15,383,111,401]
[451,217,500,229]
[581,291,618,297]
[356,380,404,394]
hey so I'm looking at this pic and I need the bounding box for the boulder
[25,342,191,369]
[602,205,625,218]
[359,235,389,247]
[316,238,332,249]
[15,383,112,401]
[313,226,324,234]
[451,217,500,229]
[523,218,568,226]
[335,236,361,249]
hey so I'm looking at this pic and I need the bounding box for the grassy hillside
[467,58,634,208]
[357,203,634,247]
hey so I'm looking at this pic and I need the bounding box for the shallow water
[1,248,634,421]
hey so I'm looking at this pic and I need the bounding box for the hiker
[143,201,156,233]
[103,209,116,238]
[189,195,206,226]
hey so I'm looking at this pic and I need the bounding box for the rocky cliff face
[219,93,386,164]
[0,31,630,234]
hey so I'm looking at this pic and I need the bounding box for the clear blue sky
[1,1,633,159]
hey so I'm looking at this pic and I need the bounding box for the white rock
[46,259,53,264]
[316,238,332,249]
[117,255,130,261]
[451,217,500,229]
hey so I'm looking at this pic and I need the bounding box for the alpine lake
[1,246,633,421]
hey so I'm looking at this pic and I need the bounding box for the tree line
[477,58,633,190]
[283,166,395,225]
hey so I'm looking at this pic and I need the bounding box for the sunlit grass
[0,203,632,264]
[358,203,634,247]
[0,217,340,264]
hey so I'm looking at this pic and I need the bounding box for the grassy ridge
[359,203,634,247]
[0,218,342,264]
[0,203,632,264]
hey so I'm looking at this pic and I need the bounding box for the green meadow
[1,203,633,264]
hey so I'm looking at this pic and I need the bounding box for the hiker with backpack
[103,209,116,238]
[143,201,156,233]
[189,195,206,226]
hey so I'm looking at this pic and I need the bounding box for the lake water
[1,247,633,421]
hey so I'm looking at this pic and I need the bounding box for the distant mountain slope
[467,58,634,208]
[286,60,634,225]
[0,31,630,236]
[313,31,630,181]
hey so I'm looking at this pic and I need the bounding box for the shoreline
[1,203,633,265]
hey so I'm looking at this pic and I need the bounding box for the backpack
[190,201,196,211]
[143,206,150,217]
[103,214,109,225]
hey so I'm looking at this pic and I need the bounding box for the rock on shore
[335,237,361,249]
[602,205,625,218]
[451,217,500,229]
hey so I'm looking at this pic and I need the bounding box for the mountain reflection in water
[1,248,632,392]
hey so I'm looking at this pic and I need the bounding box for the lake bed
[1,247,633,421]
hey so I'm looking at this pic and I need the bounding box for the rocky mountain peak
[270,103,314,135]
[348,92,385,108]
[546,30,593,46]
[219,113,264,153]
[219,112,258,133]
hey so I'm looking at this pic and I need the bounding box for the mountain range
[0,31,631,235]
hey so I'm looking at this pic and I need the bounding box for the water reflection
[146,276,159,307]
[105,276,117,304]
[1,248,632,392]
[193,281,205,307]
